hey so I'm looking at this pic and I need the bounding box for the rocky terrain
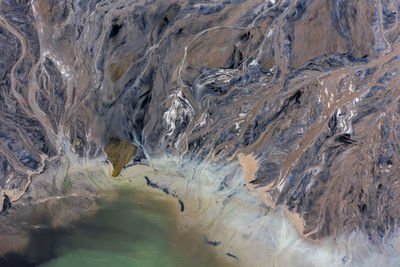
[1,0,400,264]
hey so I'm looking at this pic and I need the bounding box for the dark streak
[144,176,159,189]
[144,176,169,195]
[109,24,122,38]
[204,236,221,246]
[249,179,264,184]
[335,134,356,145]
[1,194,11,214]
[143,176,184,211]
[261,89,302,129]
[178,199,184,212]
[226,252,239,260]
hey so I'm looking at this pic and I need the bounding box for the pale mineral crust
[0,0,399,244]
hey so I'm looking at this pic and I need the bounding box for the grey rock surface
[0,0,399,245]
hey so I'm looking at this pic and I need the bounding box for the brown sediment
[1,0,400,251]
[237,154,258,187]
[0,232,29,256]
[279,205,306,238]
[109,53,138,83]
[104,137,137,177]
[238,153,272,203]
[238,153,307,238]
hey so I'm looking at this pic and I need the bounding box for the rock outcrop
[0,0,399,248]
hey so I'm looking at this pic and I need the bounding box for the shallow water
[0,185,232,267]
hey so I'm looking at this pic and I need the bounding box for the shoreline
[118,157,400,266]
[0,156,399,266]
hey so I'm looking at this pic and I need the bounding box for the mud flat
[115,157,400,267]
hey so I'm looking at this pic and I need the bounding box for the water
[0,185,232,267]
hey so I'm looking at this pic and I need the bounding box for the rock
[104,136,137,177]
[0,0,399,256]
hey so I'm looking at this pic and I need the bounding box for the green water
[20,186,231,267]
